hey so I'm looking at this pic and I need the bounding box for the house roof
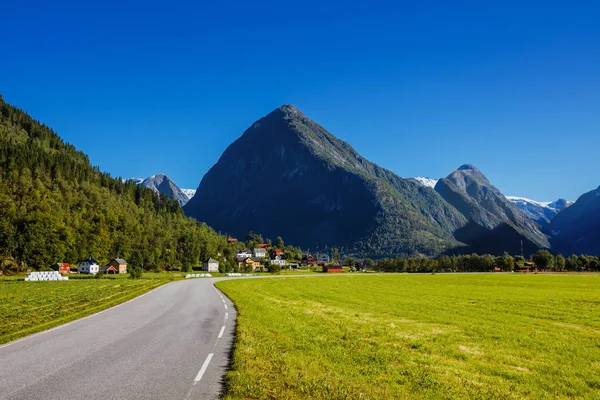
[112,258,128,265]
[207,258,218,263]
[254,248,266,252]
[82,257,99,265]
[100,265,116,271]
[252,257,262,262]
[235,249,252,254]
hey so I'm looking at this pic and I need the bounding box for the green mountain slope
[0,95,224,272]
[184,105,467,258]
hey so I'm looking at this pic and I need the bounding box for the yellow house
[238,257,261,271]
[109,258,128,274]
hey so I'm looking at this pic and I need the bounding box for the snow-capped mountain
[125,175,192,207]
[181,189,196,200]
[411,177,439,188]
[506,196,573,226]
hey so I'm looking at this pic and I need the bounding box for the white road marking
[224,304,227,310]
[218,326,225,339]
[225,312,229,320]
[194,353,214,384]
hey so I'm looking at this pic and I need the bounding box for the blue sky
[1,0,598,201]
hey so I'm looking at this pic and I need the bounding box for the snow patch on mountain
[412,177,439,188]
[506,196,553,209]
[507,196,573,227]
[181,189,197,200]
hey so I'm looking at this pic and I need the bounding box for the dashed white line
[194,353,214,384]
[224,304,228,310]
[218,326,225,339]
[225,312,229,320]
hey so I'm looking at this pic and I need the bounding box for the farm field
[217,274,600,399]
[0,276,172,345]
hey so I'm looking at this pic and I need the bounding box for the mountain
[0,95,224,271]
[411,177,439,189]
[184,105,468,258]
[139,174,190,207]
[549,186,600,256]
[434,165,550,255]
[124,176,196,206]
[507,196,573,226]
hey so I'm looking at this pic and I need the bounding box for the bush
[269,263,282,274]
[129,265,143,279]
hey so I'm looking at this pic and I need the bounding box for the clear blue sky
[1,0,598,201]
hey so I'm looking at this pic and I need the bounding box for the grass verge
[0,276,175,345]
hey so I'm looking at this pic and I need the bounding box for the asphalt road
[0,278,236,400]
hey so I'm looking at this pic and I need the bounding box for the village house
[78,257,100,274]
[201,258,219,272]
[253,248,267,259]
[301,255,316,267]
[53,262,72,274]
[235,249,253,262]
[227,237,238,243]
[100,265,118,274]
[238,257,262,271]
[317,254,331,264]
[109,258,128,274]
[270,253,287,266]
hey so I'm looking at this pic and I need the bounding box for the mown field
[217,274,600,399]
[0,275,174,344]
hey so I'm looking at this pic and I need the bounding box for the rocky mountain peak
[457,164,478,171]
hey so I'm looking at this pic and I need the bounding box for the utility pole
[521,240,524,258]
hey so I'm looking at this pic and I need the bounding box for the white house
[235,249,253,262]
[78,257,100,274]
[270,254,287,266]
[253,248,267,259]
[201,258,219,272]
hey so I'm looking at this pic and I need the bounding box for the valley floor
[216,273,600,399]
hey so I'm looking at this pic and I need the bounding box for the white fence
[224,273,259,277]
[185,274,213,279]
[25,271,69,281]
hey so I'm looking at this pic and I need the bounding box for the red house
[227,238,238,243]
[258,243,269,248]
[53,263,71,274]
[301,255,317,266]
[323,265,343,273]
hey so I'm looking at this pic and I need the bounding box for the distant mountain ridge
[412,177,572,227]
[433,164,550,255]
[506,196,573,226]
[125,175,195,206]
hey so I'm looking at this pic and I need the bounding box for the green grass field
[216,274,600,399]
[0,275,173,344]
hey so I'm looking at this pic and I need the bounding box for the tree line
[373,250,600,273]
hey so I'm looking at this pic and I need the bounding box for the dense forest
[0,95,228,273]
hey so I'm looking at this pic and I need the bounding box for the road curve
[0,278,236,400]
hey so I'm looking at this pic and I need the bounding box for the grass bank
[217,274,600,399]
[0,274,178,345]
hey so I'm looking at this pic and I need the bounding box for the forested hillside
[0,95,225,272]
